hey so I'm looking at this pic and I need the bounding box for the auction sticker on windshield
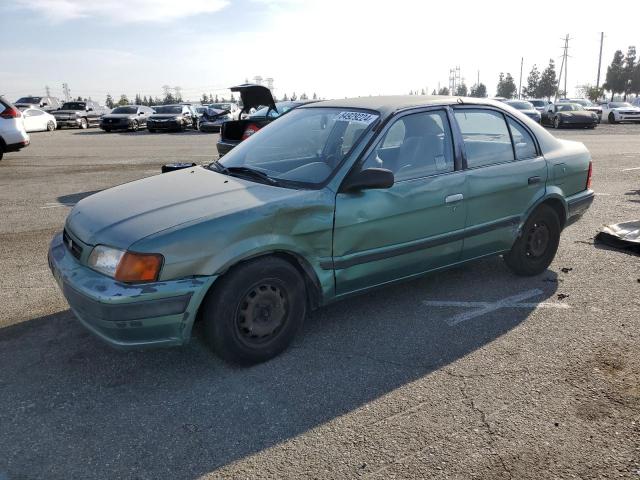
[335,111,378,124]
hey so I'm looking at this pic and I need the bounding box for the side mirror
[139,112,144,115]
[87,107,93,111]
[341,168,394,193]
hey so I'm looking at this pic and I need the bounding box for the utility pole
[596,32,604,95]
[45,85,51,97]
[556,35,570,100]
[173,86,182,101]
[477,70,480,87]
[518,57,524,99]
[62,83,71,101]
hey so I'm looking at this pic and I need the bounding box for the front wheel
[79,118,88,129]
[47,121,55,131]
[608,113,617,124]
[553,117,560,129]
[503,204,561,276]
[201,257,307,365]
[130,120,139,132]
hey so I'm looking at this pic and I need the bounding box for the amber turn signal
[114,252,163,282]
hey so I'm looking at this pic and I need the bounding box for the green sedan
[48,96,595,364]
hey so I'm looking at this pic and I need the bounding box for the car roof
[302,95,505,118]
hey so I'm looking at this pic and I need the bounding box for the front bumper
[147,120,182,130]
[100,120,131,130]
[55,117,82,128]
[48,232,216,349]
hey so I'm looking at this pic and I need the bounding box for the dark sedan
[147,105,197,132]
[216,84,312,157]
[100,105,154,132]
[505,100,541,123]
[541,103,599,129]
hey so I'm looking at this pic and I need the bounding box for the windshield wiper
[215,165,279,185]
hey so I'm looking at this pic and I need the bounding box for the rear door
[452,107,547,260]
[332,108,467,296]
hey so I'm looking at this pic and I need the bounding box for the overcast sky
[2,0,639,103]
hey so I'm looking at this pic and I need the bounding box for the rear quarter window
[454,109,514,168]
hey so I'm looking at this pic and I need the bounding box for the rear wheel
[130,120,139,132]
[553,117,561,129]
[79,118,88,129]
[608,113,617,124]
[46,121,55,131]
[504,204,561,276]
[201,257,306,365]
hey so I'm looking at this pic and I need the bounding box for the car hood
[520,109,540,115]
[557,111,594,117]
[102,113,136,119]
[65,166,298,248]
[612,106,640,112]
[231,83,276,113]
[149,113,182,119]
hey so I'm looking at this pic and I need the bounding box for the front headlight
[88,245,163,282]
[88,245,124,277]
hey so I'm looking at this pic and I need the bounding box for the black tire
[79,118,88,129]
[503,204,561,276]
[47,121,55,131]
[0,149,3,162]
[201,257,306,365]
[148,128,156,133]
[130,120,139,132]
[103,128,111,133]
[608,113,617,124]
[553,117,560,129]
[193,118,200,130]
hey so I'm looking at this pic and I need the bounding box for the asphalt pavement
[0,125,638,479]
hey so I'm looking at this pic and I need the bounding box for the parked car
[48,96,594,364]
[600,101,640,124]
[505,100,541,123]
[528,99,550,113]
[541,103,599,129]
[100,105,154,132]
[557,98,601,119]
[209,102,240,119]
[52,100,105,129]
[199,107,233,133]
[21,107,57,132]
[216,84,306,156]
[14,96,61,112]
[147,105,197,132]
[0,96,30,161]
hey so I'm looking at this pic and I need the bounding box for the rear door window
[453,109,514,167]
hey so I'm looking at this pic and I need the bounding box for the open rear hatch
[220,84,278,144]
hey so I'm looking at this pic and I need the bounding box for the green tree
[603,50,626,101]
[623,46,636,100]
[162,92,175,104]
[117,94,129,106]
[291,92,297,101]
[631,63,640,97]
[577,84,603,102]
[523,64,540,98]
[496,73,517,99]
[469,83,487,97]
[201,93,209,104]
[300,92,308,100]
[537,59,558,99]
[282,93,289,101]
[437,87,450,95]
[420,88,426,95]
[455,83,468,96]
[312,92,317,100]
[105,94,114,109]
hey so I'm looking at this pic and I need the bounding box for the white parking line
[621,166,640,172]
[423,288,570,326]
[40,203,74,209]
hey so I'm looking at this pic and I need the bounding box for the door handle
[445,193,464,204]
[528,176,542,185]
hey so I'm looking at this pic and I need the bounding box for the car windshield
[529,100,546,107]
[209,103,232,110]
[111,106,137,114]
[557,104,583,111]
[215,107,379,187]
[570,99,592,107]
[610,102,632,108]
[252,101,300,119]
[508,101,534,110]
[16,97,42,104]
[61,102,86,110]
[154,106,182,114]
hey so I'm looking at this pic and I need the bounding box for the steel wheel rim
[235,281,289,346]
[131,121,138,131]
[525,221,550,258]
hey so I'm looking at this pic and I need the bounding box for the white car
[0,96,30,162]
[601,102,640,124]
[21,107,57,132]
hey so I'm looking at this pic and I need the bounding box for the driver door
[332,109,466,296]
